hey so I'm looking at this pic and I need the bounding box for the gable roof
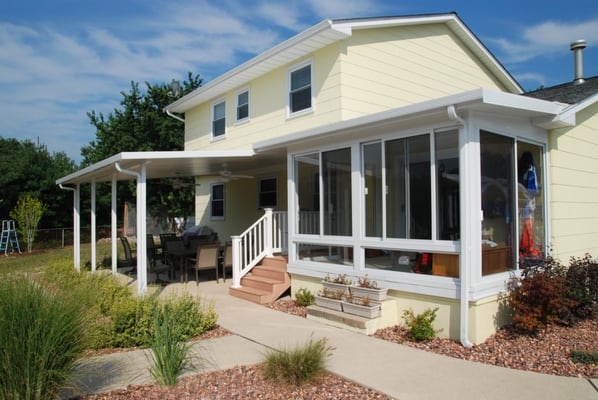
[166,13,522,114]
[523,75,598,104]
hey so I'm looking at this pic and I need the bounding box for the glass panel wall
[517,141,545,264]
[296,153,320,234]
[436,130,460,240]
[480,130,515,275]
[298,243,353,265]
[386,134,431,239]
[363,142,382,237]
[322,148,352,236]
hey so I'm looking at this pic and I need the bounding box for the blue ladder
[1,220,21,256]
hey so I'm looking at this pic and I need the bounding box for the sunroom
[255,88,565,344]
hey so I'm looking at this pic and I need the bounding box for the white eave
[534,92,598,129]
[254,88,564,152]
[165,13,522,114]
[56,150,256,185]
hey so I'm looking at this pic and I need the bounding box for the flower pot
[342,301,380,318]
[321,281,352,296]
[315,295,344,311]
[350,286,388,301]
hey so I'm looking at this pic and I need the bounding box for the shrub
[0,276,86,400]
[508,257,571,334]
[294,288,315,307]
[402,308,442,341]
[564,254,597,321]
[262,336,334,386]
[147,308,195,386]
[569,350,598,365]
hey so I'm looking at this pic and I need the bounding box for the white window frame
[286,58,313,118]
[235,87,250,124]
[211,98,226,140]
[210,182,225,220]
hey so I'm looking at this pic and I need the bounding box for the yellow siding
[549,102,598,260]
[193,169,288,243]
[184,24,507,152]
[339,25,506,119]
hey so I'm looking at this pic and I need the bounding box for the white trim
[235,86,250,124]
[211,97,226,140]
[287,58,314,118]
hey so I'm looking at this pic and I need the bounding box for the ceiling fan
[170,176,200,189]
[217,168,254,182]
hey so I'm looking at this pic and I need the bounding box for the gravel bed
[81,299,596,399]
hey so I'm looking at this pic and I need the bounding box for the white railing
[231,209,288,288]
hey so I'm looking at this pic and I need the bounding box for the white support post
[231,235,242,288]
[74,184,81,272]
[91,178,97,272]
[136,163,148,294]
[111,173,118,274]
[264,208,273,257]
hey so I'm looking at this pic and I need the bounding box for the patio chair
[222,241,232,282]
[159,233,177,264]
[188,243,220,285]
[147,234,169,283]
[118,236,136,275]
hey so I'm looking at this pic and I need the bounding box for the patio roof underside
[56,150,287,185]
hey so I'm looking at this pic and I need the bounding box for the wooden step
[228,255,291,305]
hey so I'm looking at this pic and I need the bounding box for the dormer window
[288,60,312,116]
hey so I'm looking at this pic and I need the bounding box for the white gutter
[166,109,185,123]
[447,106,474,349]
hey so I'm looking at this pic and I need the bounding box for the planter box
[315,295,344,312]
[350,286,388,302]
[321,281,352,296]
[342,301,380,319]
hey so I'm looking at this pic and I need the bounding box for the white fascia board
[166,20,350,113]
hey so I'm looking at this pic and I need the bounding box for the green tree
[81,73,202,229]
[0,138,77,228]
[10,194,47,252]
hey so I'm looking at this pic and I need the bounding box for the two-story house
[58,13,598,345]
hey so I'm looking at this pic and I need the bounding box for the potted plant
[349,274,388,301]
[342,294,381,318]
[321,273,353,296]
[314,287,345,311]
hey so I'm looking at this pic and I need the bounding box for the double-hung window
[236,88,249,122]
[288,60,312,116]
[210,183,225,219]
[212,99,226,139]
[258,177,277,209]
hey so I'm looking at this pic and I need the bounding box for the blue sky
[1,0,597,163]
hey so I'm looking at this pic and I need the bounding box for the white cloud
[304,0,380,19]
[492,17,598,64]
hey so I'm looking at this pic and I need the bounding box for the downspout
[447,105,474,348]
[166,109,185,123]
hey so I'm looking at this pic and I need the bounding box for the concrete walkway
[70,280,598,400]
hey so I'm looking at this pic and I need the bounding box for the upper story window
[236,88,249,122]
[288,60,312,116]
[212,99,226,139]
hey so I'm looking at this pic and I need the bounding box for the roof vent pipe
[570,39,586,85]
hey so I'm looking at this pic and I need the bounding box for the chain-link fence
[35,226,115,249]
